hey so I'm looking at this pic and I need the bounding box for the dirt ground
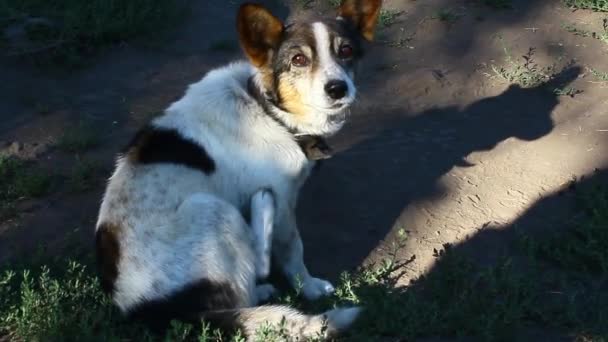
[1,0,607,312]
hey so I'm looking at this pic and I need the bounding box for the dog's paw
[256,284,278,303]
[301,277,335,300]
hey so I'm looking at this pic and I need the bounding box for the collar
[247,76,333,161]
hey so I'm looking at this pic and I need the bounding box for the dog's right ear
[237,3,284,67]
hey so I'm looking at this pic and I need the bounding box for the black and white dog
[95,1,381,339]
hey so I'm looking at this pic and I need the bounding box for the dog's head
[238,0,381,136]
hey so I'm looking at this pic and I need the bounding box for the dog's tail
[200,305,361,340]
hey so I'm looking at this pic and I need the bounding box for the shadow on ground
[340,166,608,341]
[299,66,581,279]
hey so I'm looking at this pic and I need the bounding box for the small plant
[563,19,608,44]
[588,67,608,80]
[378,9,402,27]
[327,0,341,8]
[563,0,608,12]
[553,86,583,97]
[489,43,556,88]
[67,159,98,193]
[432,8,463,24]
[58,121,100,153]
[0,0,190,66]
[295,0,315,9]
[562,23,593,37]
[0,156,52,219]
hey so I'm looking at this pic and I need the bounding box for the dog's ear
[338,0,382,41]
[237,3,284,67]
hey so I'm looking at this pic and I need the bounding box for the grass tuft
[488,40,556,88]
[0,156,51,219]
[0,0,190,66]
[1,187,607,340]
[564,0,608,12]
[563,19,608,44]
[432,8,463,24]
[57,121,100,153]
[589,67,608,80]
[67,158,99,193]
[378,9,402,27]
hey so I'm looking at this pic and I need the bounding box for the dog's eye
[291,54,309,67]
[338,44,353,59]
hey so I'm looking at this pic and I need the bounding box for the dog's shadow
[295,66,581,279]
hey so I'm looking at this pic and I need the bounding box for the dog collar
[247,76,333,161]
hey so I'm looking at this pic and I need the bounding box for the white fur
[311,22,357,107]
[97,61,338,313]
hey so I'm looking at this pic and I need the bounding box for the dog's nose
[324,80,348,100]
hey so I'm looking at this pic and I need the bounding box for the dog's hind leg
[250,188,275,280]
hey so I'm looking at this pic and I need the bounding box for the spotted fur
[96,1,380,339]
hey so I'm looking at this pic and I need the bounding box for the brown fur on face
[338,0,382,41]
[277,71,310,118]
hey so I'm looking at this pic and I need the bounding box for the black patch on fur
[128,279,244,334]
[95,223,121,294]
[125,125,216,174]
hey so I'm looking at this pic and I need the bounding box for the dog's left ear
[237,3,284,67]
[338,0,382,41]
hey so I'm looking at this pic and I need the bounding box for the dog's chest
[213,133,312,206]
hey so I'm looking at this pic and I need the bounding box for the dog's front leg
[274,209,335,300]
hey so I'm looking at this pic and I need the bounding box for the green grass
[553,86,583,97]
[432,8,463,24]
[67,158,99,193]
[488,40,556,88]
[378,9,402,27]
[1,184,607,341]
[0,156,52,219]
[563,19,608,44]
[57,121,100,153]
[589,67,608,80]
[0,0,189,66]
[564,0,608,12]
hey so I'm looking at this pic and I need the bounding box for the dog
[95,0,381,339]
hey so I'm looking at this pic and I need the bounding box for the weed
[295,0,315,9]
[553,86,583,97]
[0,156,51,219]
[564,0,608,12]
[327,0,342,8]
[478,0,513,9]
[489,44,556,88]
[563,19,608,44]
[57,121,100,153]
[378,9,402,27]
[0,0,190,66]
[67,158,98,193]
[432,8,463,24]
[589,67,608,80]
[2,188,608,340]
[562,23,593,37]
